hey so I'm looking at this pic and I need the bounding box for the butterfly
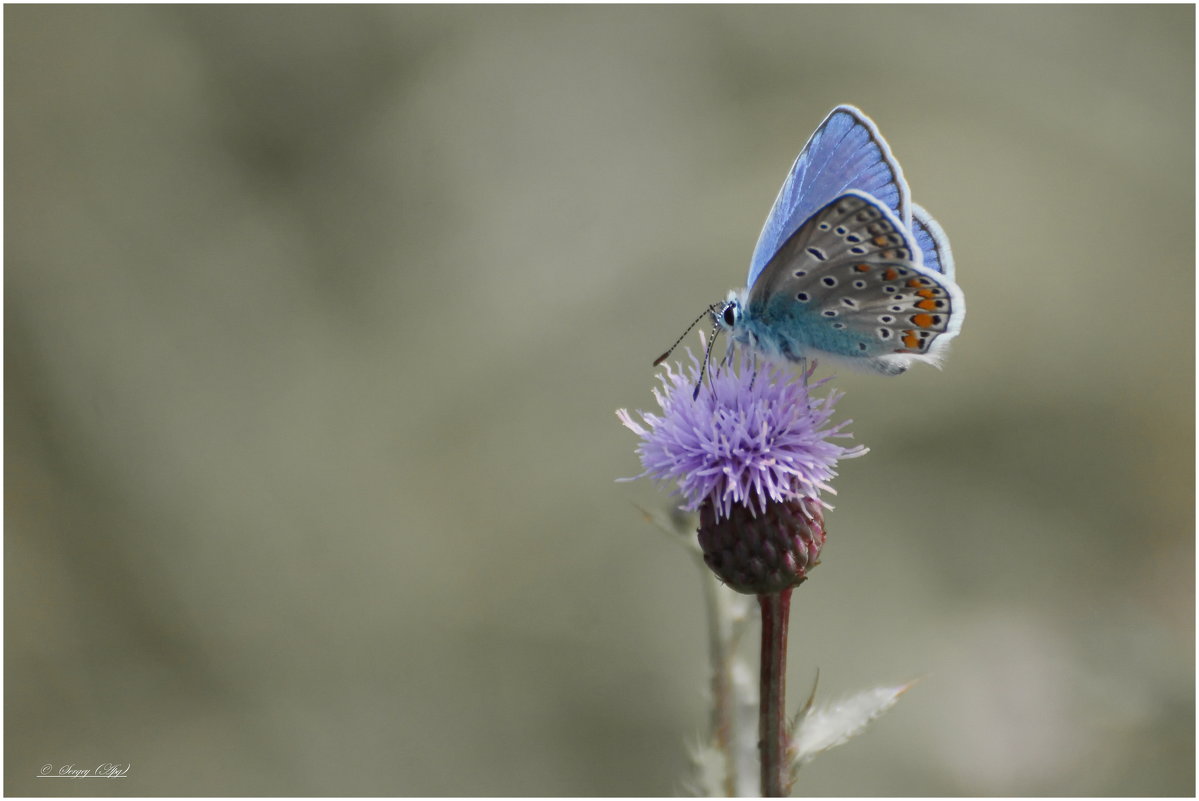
[659,105,964,380]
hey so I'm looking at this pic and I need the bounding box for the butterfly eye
[723,304,737,327]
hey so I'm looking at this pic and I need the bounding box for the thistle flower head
[618,342,867,593]
[617,344,867,520]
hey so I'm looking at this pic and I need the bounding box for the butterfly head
[713,289,745,334]
[712,289,761,359]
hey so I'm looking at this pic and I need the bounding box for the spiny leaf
[788,680,919,773]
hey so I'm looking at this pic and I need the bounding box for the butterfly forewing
[747,106,911,288]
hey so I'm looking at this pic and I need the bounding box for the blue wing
[911,203,955,280]
[747,105,910,289]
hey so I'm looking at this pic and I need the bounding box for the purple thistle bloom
[618,343,867,521]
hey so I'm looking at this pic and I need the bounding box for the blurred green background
[5,4,1193,796]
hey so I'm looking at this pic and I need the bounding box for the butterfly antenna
[692,320,722,400]
[653,307,716,367]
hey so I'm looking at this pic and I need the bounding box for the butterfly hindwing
[911,203,955,279]
[743,192,963,374]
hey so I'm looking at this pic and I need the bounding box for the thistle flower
[617,344,866,594]
[621,342,917,796]
[617,346,864,519]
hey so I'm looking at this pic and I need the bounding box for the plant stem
[700,570,738,795]
[758,588,792,797]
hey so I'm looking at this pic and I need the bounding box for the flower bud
[697,496,826,595]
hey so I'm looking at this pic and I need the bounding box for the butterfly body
[712,106,964,375]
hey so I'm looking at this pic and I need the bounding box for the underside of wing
[749,191,921,301]
[743,192,964,373]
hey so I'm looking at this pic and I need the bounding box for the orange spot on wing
[907,278,929,288]
[902,330,921,349]
[854,263,871,272]
[916,288,937,298]
[882,268,899,281]
[911,313,936,328]
[873,235,891,247]
[916,299,939,311]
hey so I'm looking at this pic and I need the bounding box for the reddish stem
[758,588,793,797]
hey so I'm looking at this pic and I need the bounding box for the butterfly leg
[798,356,813,411]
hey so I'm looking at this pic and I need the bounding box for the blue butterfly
[665,106,964,378]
